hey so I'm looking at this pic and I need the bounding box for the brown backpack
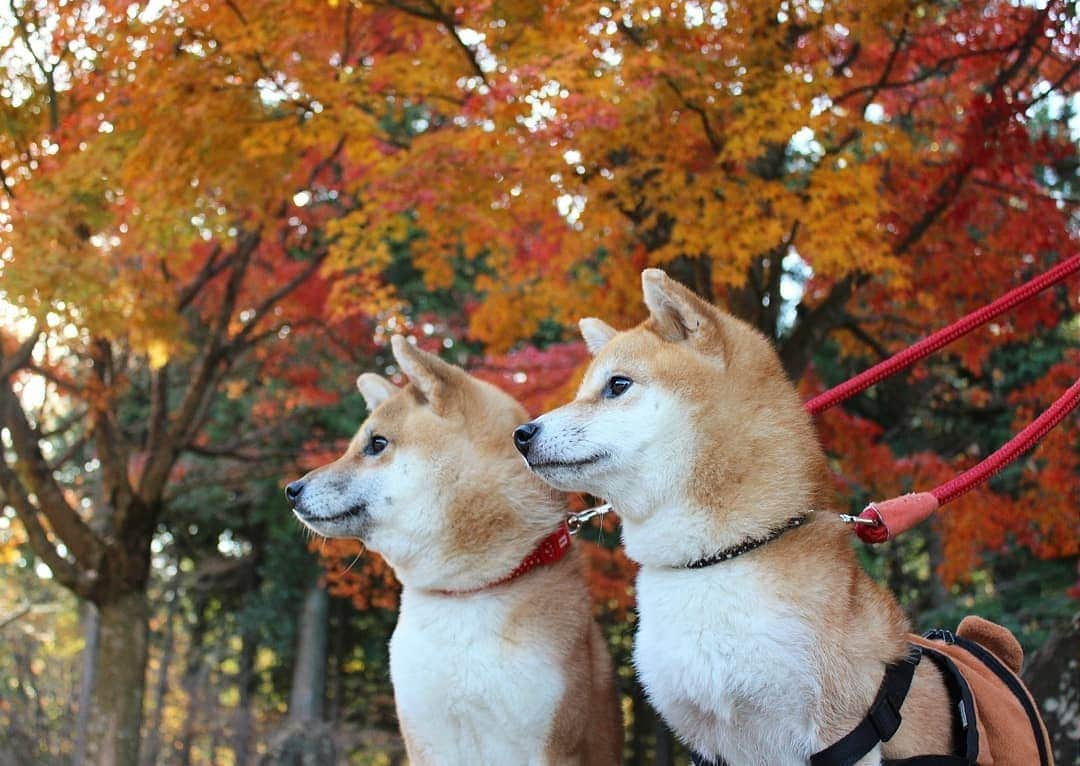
[904,615,1054,766]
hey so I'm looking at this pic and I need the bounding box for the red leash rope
[853,377,1080,543]
[805,256,1080,543]
[931,376,1080,507]
[804,255,1080,416]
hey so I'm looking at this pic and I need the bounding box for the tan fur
[298,341,621,764]
[503,546,623,765]
[577,271,954,758]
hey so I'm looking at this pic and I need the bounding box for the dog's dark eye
[603,375,633,399]
[364,435,389,456]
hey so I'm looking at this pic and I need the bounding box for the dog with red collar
[287,336,621,766]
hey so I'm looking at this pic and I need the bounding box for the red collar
[433,522,572,596]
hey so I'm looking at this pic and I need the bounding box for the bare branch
[839,318,890,360]
[780,273,864,379]
[146,364,169,457]
[47,433,89,471]
[88,339,135,514]
[0,601,32,631]
[0,472,87,596]
[225,252,329,353]
[176,243,229,310]
[379,0,489,84]
[0,379,105,568]
[24,363,82,397]
[137,231,260,503]
[38,407,86,439]
[0,326,40,380]
[618,22,723,154]
[0,163,15,200]
[832,41,1020,105]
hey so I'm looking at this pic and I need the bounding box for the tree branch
[225,252,329,354]
[780,273,864,379]
[0,327,40,380]
[0,473,89,596]
[176,243,228,310]
[136,231,260,504]
[0,379,104,568]
[0,601,32,631]
[88,339,135,516]
[380,0,489,84]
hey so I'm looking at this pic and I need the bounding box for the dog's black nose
[285,480,305,507]
[513,422,540,457]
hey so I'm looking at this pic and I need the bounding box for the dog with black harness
[517,269,1053,766]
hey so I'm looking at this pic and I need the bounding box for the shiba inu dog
[285,336,621,766]
[515,269,1051,766]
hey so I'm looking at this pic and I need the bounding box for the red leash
[805,255,1079,416]
[852,377,1080,543]
[806,256,1080,543]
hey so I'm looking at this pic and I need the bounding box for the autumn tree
[310,1,1077,751]
[0,2,378,762]
[2,1,1076,763]
[318,0,1077,574]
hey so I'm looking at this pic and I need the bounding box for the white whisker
[342,544,366,575]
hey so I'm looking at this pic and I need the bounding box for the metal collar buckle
[566,503,611,534]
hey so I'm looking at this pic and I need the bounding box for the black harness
[691,636,981,766]
[680,522,1048,766]
[810,640,980,766]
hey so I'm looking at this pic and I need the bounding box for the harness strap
[810,648,922,766]
[927,630,1051,766]
[888,638,980,766]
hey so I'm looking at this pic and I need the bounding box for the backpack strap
[880,636,980,766]
[925,629,1051,766]
[811,647,922,766]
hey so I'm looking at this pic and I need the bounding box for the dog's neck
[427,522,573,597]
[681,512,812,569]
[393,463,570,592]
[620,490,825,569]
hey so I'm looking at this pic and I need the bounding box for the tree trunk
[653,714,674,766]
[1022,615,1080,765]
[177,606,211,766]
[287,584,328,725]
[232,631,258,766]
[259,583,334,766]
[140,599,178,766]
[925,528,950,610]
[83,589,150,766]
[327,597,348,723]
[73,602,100,765]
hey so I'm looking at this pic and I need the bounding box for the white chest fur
[633,562,825,766]
[390,588,567,766]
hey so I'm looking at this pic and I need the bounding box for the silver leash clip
[839,513,881,527]
[567,503,612,534]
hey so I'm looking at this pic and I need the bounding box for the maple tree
[0,2,371,762]
[1,0,1077,763]
[315,0,1077,591]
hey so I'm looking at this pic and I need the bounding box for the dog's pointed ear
[390,335,463,415]
[356,373,397,412]
[579,317,617,356]
[641,268,715,343]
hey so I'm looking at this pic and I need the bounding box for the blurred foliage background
[1,0,1077,764]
